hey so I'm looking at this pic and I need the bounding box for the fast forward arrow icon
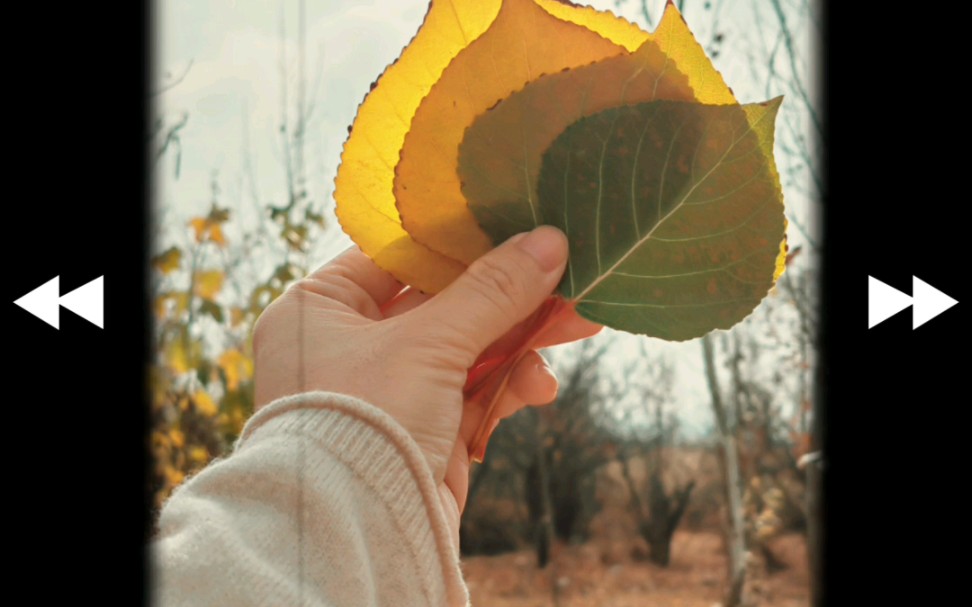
[868,275,958,329]
[13,276,104,329]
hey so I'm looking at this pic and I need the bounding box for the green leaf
[475,98,786,340]
[199,299,224,323]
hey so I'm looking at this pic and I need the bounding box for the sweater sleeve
[151,391,470,607]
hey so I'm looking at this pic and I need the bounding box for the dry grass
[462,530,809,607]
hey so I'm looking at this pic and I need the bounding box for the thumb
[418,226,569,361]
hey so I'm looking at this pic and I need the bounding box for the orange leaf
[533,0,647,51]
[188,206,230,247]
[335,0,645,293]
[169,429,185,449]
[394,0,633,267]
[208,223,226,247]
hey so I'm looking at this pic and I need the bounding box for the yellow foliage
[218,349,253,392]
[229,307,246,327]
[193,390,218,417]
[188,446,210,465]
[152,430,171,450]
[218,407,247,436]
[395,0,628,267]
[194,271,224,301]
[150,368,168,410]
[208,223,226,247]
[163,339,189,374]
[189,217,208,242]
[335,0,650,293]
[164,466,185,487]
[152,246,183,275]
[334,0,501,293]
[169,429,185,448]
[188,206,231,247]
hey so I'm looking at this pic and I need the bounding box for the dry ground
[462,530,809,607]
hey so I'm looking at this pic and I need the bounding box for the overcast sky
[154,0,819,438]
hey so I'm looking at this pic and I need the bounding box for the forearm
[151,391,469,607]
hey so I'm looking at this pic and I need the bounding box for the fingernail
[516,226,566,272]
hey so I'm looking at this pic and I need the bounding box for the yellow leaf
[150,367,168,410]
[218,349,253,392]
[189,217,208,243]
[334,0,500,293]
[188,207,230,247]
[163,339,189,374]
[209,223,226,247]
[164,466,185,487]
[336,0,652,292]
[193,390,218,417]
[229,307,246,327]
[395,0,631,268]
[173,292,190,315]
[152,246,182,275]
[226,407,246,435]
[533,0,647,51]
[420,2,742,267]
[152,430,171,450]
[169,429,185,448]
[651,6,736,105]
[154,293,170,320]
[188,446,209,465]
[194,270,224,301]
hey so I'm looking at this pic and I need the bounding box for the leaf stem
[464,295,575,461]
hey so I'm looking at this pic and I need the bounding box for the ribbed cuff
[236,391,468,606]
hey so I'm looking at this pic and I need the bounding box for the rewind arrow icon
[868,275,958,329]
[13,276,104,329]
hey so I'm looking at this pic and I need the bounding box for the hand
[252,226,600,538]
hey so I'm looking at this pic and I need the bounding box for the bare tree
[614,351,696,567]
[702,333,749,607]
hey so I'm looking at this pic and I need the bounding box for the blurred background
[150,1,821,605]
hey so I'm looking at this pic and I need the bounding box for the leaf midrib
[569,105,772,304]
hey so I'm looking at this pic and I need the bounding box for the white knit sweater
[151,391,470,606]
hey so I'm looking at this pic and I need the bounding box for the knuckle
[293,276,366,312]
[466,255,525,312]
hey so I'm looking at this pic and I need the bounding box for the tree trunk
[702,335,749,607]
[527,411,557,570]
[622,447,696,567]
